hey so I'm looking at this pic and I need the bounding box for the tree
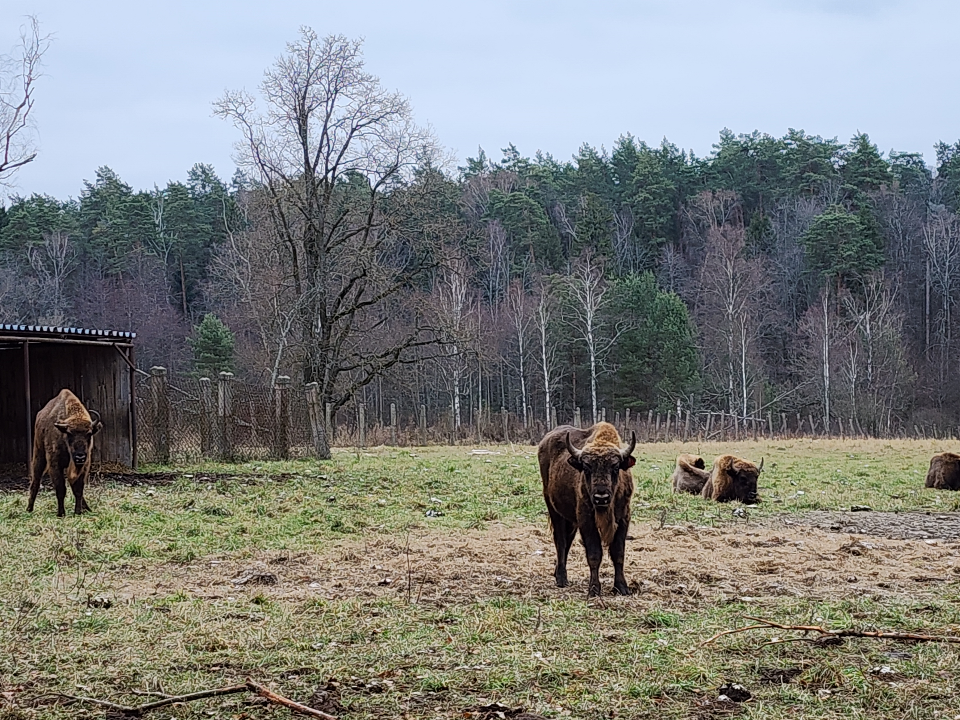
[190,313,236,377]
[214,29,439,458]
[0,17,49,186]
[557,251,617,424]
[608,272,699,412]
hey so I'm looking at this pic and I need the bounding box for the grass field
[2,438,960,719]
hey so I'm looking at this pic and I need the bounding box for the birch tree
[0,17,49,186]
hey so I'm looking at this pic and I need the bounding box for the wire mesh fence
[135,368,958,465]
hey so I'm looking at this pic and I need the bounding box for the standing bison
[671,454,710,495]
[700,454,762,503]
[926,452,960,490]
[27,389,102,517]
[538,422,636,597]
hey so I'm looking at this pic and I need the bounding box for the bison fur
[671,454,709,495]
[926,452,960,491]
[538,422,636,597]
[700,454,762,504]
[27,389,102,517]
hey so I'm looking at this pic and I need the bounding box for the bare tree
[27,229,76,324]
[506,279,531,427]
[534,277,561,427]
[0,17,50,186]
[434,253,475,430]
[922,204,960,391]
[559,251,617,424]
[214,29,439,457]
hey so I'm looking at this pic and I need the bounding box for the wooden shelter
[0,325,137,470]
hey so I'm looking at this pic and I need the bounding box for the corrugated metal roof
[0,324,136,340]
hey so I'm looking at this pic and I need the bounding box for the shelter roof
[0,324,136,345]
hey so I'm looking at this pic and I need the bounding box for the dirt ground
[103,517,960,609]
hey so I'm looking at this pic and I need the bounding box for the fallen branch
[246,678,338,719]
[701,615,960,648]
[36,678,337,718]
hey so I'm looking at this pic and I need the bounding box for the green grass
[1,439,959,719]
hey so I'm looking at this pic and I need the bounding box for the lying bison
[538,422,636,597]
[926,452,960,490]
[27,389,102,517]
[671,454,710,495]
[701,454,762,503]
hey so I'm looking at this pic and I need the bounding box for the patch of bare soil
[798,510,960,540]
[103,519,960,608]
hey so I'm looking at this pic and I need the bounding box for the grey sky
[4,0,958,200]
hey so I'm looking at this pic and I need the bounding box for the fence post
[199,377,213,457]
[574,407,581,429]
[646,410,654,441]
[625,408,631,429]
[419,404,427,444]
[684,409,691,441]
[614,411,621,430]
[217,371,234,460]
[150,367,170,464]
[324,402,333,447]
[271,375,291,459]
[501,407,509,443]
[601,407,606,423]
[358,402,367,448]
[391,403,398,446]
[305,382,324,457]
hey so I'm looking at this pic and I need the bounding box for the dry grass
[1,439,960,719]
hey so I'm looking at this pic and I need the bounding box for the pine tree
[190,314,235,378]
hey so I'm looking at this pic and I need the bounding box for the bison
[27,389,102,517]
[700,454,762,503]
[925,452,960,490]
[671,454,710,495]
[538,422,636,597]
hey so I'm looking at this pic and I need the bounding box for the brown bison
[538,422,636,597]
[701,454,762,503]
[27,389,102,517]
[671,454,710,495]
[925,452,960,490]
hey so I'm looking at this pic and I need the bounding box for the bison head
[733,456,763,504]
[54,410,102,466]
[565,431,637,510]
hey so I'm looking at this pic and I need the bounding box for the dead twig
[701,615,960,648]
[36,678,338,719]
[246,678,338,719]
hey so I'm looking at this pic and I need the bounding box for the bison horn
[757,457,764,473]
[621,430,637,459]
[89,409,101,424]
[565,432,583,460]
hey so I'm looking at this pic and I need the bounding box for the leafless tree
[506,279,532,427]
[558,251,617,424]
[214,29,439,457]
[922,204,960,389]
[0,17,50,187]
[433,253,475,430]
[27,229,76,324]
[534,277,561,427]
[690,191,771,419]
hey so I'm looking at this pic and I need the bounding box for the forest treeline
[3,33,960,447]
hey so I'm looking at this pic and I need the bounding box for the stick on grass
[701,615,960,647]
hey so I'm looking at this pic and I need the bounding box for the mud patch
[798,511,960,540]
[103,519,960,608]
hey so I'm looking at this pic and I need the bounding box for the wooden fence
[134,368,956,464]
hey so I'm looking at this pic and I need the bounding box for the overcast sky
[3,0,958,200]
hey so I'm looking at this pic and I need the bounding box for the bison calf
[700,454,762,503]
[538,422,636,597]
[671,454,709,495]
[27,389,102,517]
[926,452,960,490]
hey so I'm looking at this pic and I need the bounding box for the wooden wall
[0,341,133,467]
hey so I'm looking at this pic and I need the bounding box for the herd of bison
[20,389,960,598]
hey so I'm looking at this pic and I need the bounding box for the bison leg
[26,449,44,513]
[608,517,631,596]
[50,468,67,518]
[580,527,604,597]
[71,478,87,515]
[548,508,576,588]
